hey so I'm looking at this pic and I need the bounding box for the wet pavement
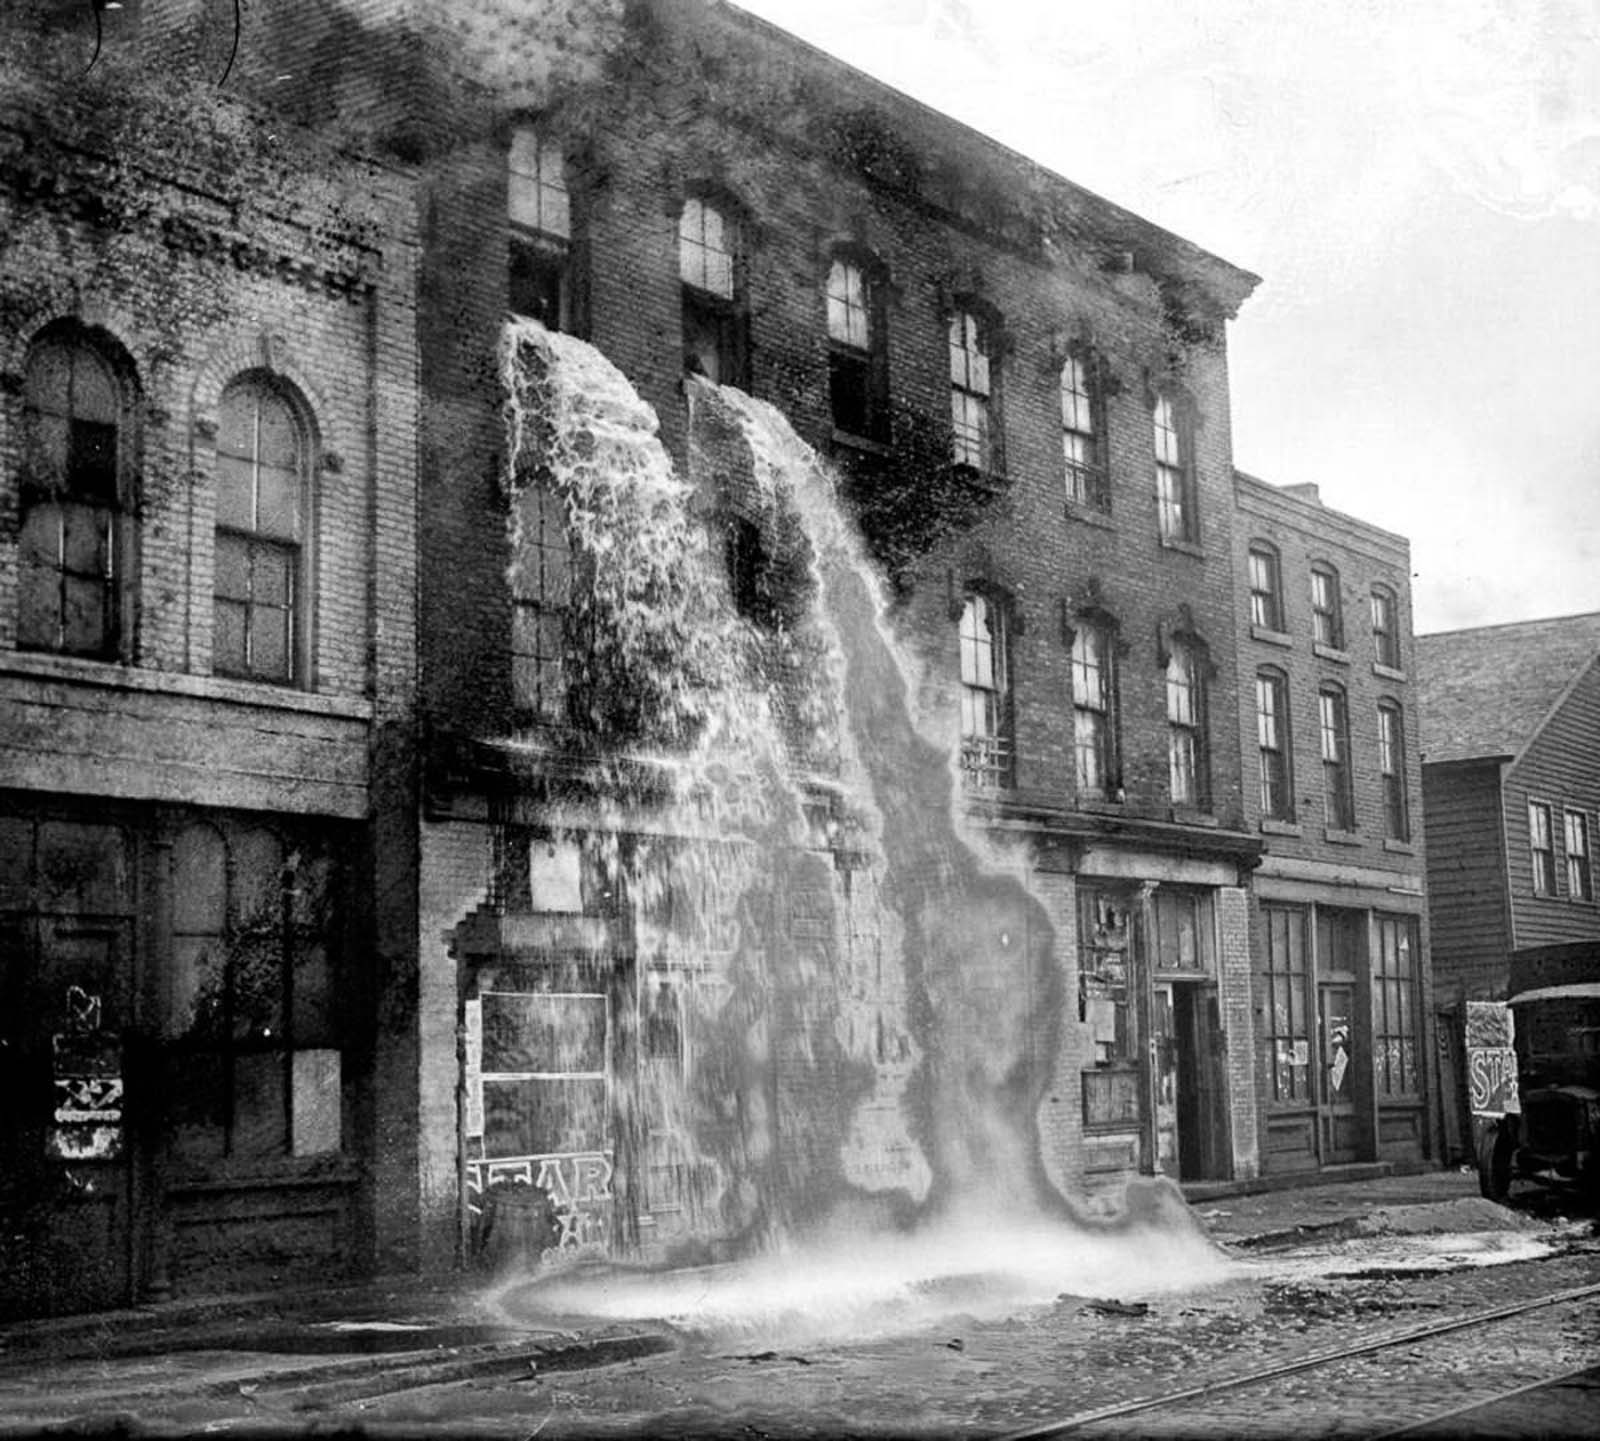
[0,1165,1593,1436]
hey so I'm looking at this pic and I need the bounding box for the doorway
[1151,980,1230,1182]
[1317,982,1359,1164]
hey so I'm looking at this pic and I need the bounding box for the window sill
[1159,537,1205,560]
[1382,838,1416,854]
[950,460,1005,492]
[1323,827,1363,846]
[830,428,893,457]
[1076,796,1125,814]
[1260,819,1302,837]
[1313,643,1349,664]
[1064,500,1115,529]
[1373,662,1407,683]
[1251,625,1293,648]
[0,651,371,720]
[1170,807,1218,827]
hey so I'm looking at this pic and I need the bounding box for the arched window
[215,374,311,684]
[1060,352,1107,511]
[680,193,747,386]
[958,589,1013,789]
[1166,638,1208,807]
[18,329,135,659]
[1256,667,1294,821]
[1311,561,1343,649]
[1248,542,1283,631]
[825,250,888,442]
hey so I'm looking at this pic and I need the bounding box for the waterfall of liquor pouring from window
[495,318,1230,1335]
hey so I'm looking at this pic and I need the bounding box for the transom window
[1319,685,1355,830]
[1165,639,1207,807]
[680,195,746,385]
[1248,544,1283,631]
[215,375,308,684]
[1257,669,1294,821]
[1565,811,1593,901]
[1153,393,1195,544]
[18,332,131,660]
[1378,700,1409,841]
[958,591,1012,790]
[1072,619,1117,799]
[1312,563,1343,648]
[949,309,994,472]
[826,254,888,441]
[1371,585,1401,669]
[1060,355,1106,510]
[509,128,574,331]
[1529,801,1556,896]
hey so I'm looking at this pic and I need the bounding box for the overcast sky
[732,0,1600,635]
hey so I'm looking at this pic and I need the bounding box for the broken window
[19,331,131,660]
[1072,618,1117,799]
[826,254,888,442]
[509,127,575,331]
[680,195,746,386]
[214,375,307,684]
[958,590,1013,790]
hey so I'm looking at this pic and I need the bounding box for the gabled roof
[1418,612,1600,765]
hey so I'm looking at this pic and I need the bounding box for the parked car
[1478,942,1600,1201]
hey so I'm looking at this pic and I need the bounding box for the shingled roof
[1418,612,1600,765]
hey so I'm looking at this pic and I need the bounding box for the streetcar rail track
[997,1278,1600,1439]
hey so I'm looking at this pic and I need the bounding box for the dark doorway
[1173,983,1230,1181]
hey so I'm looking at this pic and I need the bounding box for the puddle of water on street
[1245,1230,1568,1284]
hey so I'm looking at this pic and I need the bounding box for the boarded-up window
[480,992,609,1157]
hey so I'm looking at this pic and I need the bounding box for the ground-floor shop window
[1079,888,1139,1128]
[165,819,344,1163]
[1372,914,1420,1097]
[1260,905,1311,1103]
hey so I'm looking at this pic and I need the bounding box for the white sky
[731,0,1600,634]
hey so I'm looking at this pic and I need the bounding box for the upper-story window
[18,328,136,661]
[215,374,312,685]
[1165,639,1208,807]
[680,194,747,386]
[510,484,572,726]
[1257,668,1294,822]
[949,308,996,473]
[1248,543,1283,631]
[1377,699,1409,841]
[1153,392,1196,544]
[1060,353,1107,511]
[826,253,888,443]
[1312,563,1343,649]
[1072,618,1118,800]
[1371,584,1401,669]
[1529,801,1556,896]
[508,128,574,331]
[1319,684,1355,830]
[1565,810,1593,901]
[958,590,1012,790]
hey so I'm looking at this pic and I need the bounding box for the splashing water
[491,319,1234,1338]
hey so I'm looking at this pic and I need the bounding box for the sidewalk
[0,1166,1522,1374]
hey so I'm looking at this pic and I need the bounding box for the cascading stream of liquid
[493,320,1231,1339]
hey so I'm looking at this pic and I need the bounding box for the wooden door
[1317,983,1359,1164]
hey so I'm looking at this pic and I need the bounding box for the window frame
[1152,391,1197,545]
[1377,699,1410,841]
[1165,638,1209,809]
[1248,543,1284,632]
[1311,562,1344,649]
[1565,810,1593,902]
[949,306,998,475]
[1260,904,1312,1106]
[958,588,1013,791]
[17,327,138,662]
[679,192,748,387]
[1319,684,1355,831]
[1256,667,1294,822]
[212,372,314,688]
[1071,616,1118,800]
[1372,914,1421,1099]
[1060,350,1108,511]
[1371,584,1402,670]
[510,481,573,727]
[508,126,576,332]
[825,251,889,443]
[1529,800,1557,897]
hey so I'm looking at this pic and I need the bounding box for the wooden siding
[1422,759,1510,1000]
[1505,658,1600,951]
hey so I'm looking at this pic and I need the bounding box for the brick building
[1232,474,1432,1179]
[0,11,419,1314]
[2,0,1440,1313]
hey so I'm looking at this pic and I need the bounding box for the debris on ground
[1085,1299,1150,1318]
